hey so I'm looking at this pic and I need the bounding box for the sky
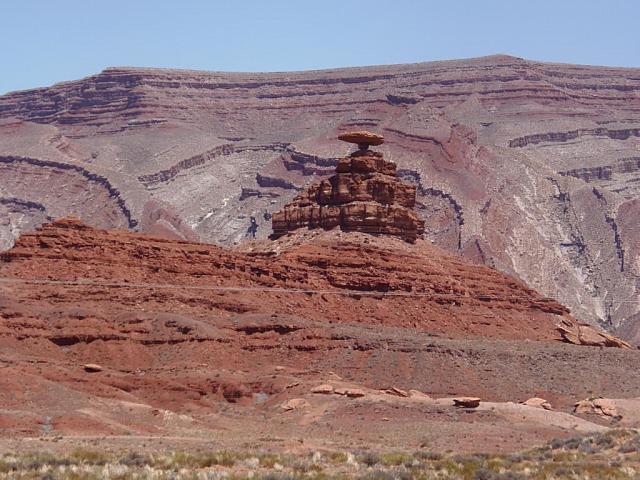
[1,0,639,94]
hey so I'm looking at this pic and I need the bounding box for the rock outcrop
[2,219,640,438]
[522,398,552,410]
[0,218,578,341]
[2,56,640,340]
[271,132,425,242]
[557,320,632,349]
[453,397,481,408]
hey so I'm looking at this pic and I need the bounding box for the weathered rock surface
[311,384,335,394]
[338,131,385,147]
[82,363,104,373]
[1,220,640,441]
[271,137,425,242]
[2,55,640,340]
[280,398,310,411]
[335,388,367,398]
[522,397,552,410]
[453,397,481,408]
[0,218,580,341]
[574,398,621,418]
[573,397,640,425]
[557,321,632,349]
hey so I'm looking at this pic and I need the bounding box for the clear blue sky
[2,0,639,94]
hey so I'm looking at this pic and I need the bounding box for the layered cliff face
[3,218,628,347]
[0,218,575,341]
[271,135,425,242]
[0,220,638,439]
[1,55,640,339]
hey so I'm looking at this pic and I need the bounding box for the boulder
[281,398,310,411]
[408,389,432,400]
[335,387,366,398]
[384,386,410,397]
[83,363,103,373]
[453,397,481,408]
[522,397,552,410]
[311,384,334,394]
[557,322,632,349]
[345,389,366,398]
[338,130,384,147]
[574,398,620,418]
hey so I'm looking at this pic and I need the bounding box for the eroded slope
[1,55,640,337]
[0,220,639,445]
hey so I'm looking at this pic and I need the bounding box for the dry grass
[0,430,638,479]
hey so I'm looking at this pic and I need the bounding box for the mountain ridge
[1,55,640,341]
[8,52,640,95]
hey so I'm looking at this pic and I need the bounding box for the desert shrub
[413,451,442,461]
[618,438,640,454]
[473,468,498,480]
[292,460,323,473]
[571,462,632,479]
[594,433,615,448]
[551,451,581,462]
[118,451,151,467]
[324,451,349,465]
[258,453,282,468]
[397,469,414,480]
[198,451,239,467]
[359,452,380,467]
[504,453,525,463]
[162,450,240,469]
[550,438,564,450]
[359,469,395,480]
[538,449,553,460]
[52,470,103,480]
[457,460,485,479]
[70,448,110,465]
[550,435,589,452]
[560,436,582,450]
[22,453,72,470]
[578,442,598,454]
[492,473,527,480]
[167,451,193,468]
[0,460,12,474]
[452,453,489,463]
[550,466,574,476]
[378,452,412,466]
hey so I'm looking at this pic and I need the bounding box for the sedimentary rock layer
[0,219,635,439]
[271,148,425,242]
[1,55,640,338]
[1,218,580,341]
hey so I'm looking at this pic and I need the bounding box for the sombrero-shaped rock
[338,131,384,147]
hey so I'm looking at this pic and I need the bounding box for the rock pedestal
[271,132,425,243]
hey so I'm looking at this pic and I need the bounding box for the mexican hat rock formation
[271,131,425,242]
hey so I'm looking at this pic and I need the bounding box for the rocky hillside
[1,55,640,339]
[0,219,637,440]
[1,218,584,341]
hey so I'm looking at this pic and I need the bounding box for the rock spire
[271,132,425,242]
